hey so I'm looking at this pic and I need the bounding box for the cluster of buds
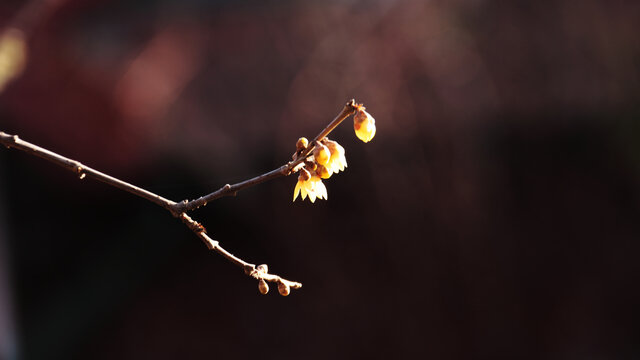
[292,137,344,202]
[292,105,376,203]
[255,264,292,296]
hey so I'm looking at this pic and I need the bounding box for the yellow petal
[293,180,301,201]
[317,180,328,200]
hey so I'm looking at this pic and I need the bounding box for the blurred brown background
[1,0,640,359]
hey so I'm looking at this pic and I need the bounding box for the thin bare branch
[179,213,302,290]
[0,132,178,211]
[312,98,358,143]
[173,165,289,212]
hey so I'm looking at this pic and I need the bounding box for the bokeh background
[1,0,640,359]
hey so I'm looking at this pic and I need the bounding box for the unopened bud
[278,281,290,296]
[313,144,330,166]
[257,264,269,273]
[299,168,311,182]
[296,137,309,151]
[258,279,269,295]
[354,108,376,143]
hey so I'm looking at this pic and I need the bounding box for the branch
[179,213,302,293]
[0,132,178,211]
[0,99,360,295]
[0,131,301,294]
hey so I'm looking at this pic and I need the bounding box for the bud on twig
[278,281,290,296]
[353,108,376,143]
[296,137,309,151]
[258,279,269,295]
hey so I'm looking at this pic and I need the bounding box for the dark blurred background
[1,0,639,359]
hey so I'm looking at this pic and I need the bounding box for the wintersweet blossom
[293,174,327,203]
[354,108,376,143]
[323,139,347,174]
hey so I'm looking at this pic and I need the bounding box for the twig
[0,132,178,211]
[179,213,302,291]
[0,99,359,295]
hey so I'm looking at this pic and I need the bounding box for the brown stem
[313,98,358,143]
[0,132,177,211]
[175,165,289,212]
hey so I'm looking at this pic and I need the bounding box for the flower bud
[258,279,269,295]
[278,281,291,296]
[296,137,308,151]
[354,109,376,143]
[313,144,331,166]
[257,264,269,273]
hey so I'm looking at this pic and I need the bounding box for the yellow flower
[324,139,347,174]
[354,108,376,143]
[293,174,327,203]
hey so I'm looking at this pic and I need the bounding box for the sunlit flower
[323,139,347,174]
[354,108,376,143]
[293,174,327,203]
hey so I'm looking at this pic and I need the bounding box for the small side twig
[179,213,301,291]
